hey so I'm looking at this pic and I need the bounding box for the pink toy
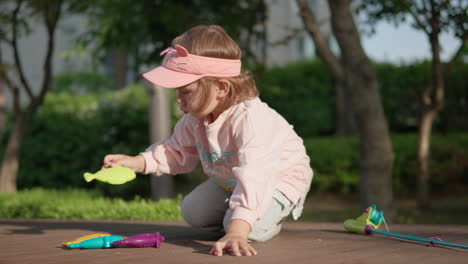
[112,232,166,248]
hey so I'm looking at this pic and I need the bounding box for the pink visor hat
[143,45,242,88]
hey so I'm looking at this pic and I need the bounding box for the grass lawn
[1,188,467,226]
[0,188,182,221]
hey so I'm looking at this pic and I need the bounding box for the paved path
[1,219,467,264]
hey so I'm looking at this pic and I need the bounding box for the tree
[360,0,467,209]
[0,0,67,192]
[297,1,357,136]
[0,77,6,132]
[296,0,395,217]
[78,0,267,78]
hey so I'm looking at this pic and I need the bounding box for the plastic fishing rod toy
[344,204,468,249]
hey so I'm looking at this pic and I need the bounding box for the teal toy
[344,204,468,249]
[61,233,111,247]
[67,235,123,249]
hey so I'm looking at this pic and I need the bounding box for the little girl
[103,25,313,257]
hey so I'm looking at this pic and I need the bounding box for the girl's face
[176,81,222,121]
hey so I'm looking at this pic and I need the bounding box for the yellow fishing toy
[84,166,136,185]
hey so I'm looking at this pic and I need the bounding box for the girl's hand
[210,232,257,257]
[103,154,146,173]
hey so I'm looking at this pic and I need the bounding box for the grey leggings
[180,179,295,242]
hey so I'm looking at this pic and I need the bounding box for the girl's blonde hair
[172,25,259,113]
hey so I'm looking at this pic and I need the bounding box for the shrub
[53,72,112,94]
[305,133,468,196]
[305,137,359,194]
[14,85,151,197]
[377,61,468,132]
[258,60,468,135]
[257,60,334,137]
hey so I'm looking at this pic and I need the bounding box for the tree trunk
[329,0,395,219]
[0,110,33,192]
[296,0,357,137]
[335,80,357,136]
[114,50,128,90]
[417,21,444,209]
[417,110,437,209]
[149,84,174,200]
[0,78,6,131]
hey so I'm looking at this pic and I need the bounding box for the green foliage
[377,61,468,132]
[359,0,467,39]
[440,63,468,132]
[257,60,334,137]
[14,85,151,198]
[427,134,468,193]
[0,188,182,220]
[258,60,468,135]
[376,61,430,131]
[305,137,359,194]
[53,72,112,93]
[305,133,468,196]
[78,0,267,66]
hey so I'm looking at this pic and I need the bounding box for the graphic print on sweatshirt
[197,142,237,190]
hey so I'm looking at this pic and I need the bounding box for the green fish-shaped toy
[84,166,136,185]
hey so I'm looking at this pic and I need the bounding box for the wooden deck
[1,219,467,263]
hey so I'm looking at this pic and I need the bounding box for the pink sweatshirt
[141,97,313,228]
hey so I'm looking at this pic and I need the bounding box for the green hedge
[4,85,152,198]
[376,61,468,133]
[257,60,334,136]
[306,133,468,196]
[257,60,468,136]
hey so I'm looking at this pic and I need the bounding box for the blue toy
[67,235,124,249]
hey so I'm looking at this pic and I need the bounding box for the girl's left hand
[210,233,257,256]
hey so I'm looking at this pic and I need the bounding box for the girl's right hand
[103,154,146,174]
